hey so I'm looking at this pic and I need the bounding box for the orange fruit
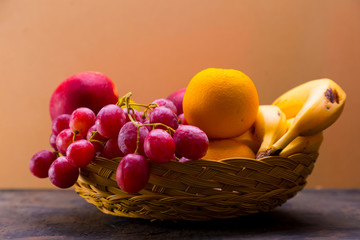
[183,68,259,138]
[203,138,255,160]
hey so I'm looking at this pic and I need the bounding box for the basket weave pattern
[75,152,317,221]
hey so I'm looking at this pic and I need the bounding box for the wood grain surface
[0,189,359,239]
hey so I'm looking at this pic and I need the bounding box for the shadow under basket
[75,152,318,221]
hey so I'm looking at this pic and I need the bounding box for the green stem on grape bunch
[88,131,106,146]
[116,92,133,107]
[119,92,176,155]
[72,130,79,142]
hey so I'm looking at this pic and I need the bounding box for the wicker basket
[74,152,318,221]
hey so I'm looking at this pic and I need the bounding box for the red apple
[167,88,186,115]
[49,72,119,120]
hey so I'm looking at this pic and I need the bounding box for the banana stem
[272,126,299,151]
[256,128,299,159]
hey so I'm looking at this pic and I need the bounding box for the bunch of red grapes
[29,93,209,193]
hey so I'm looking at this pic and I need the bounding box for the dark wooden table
[0,189,359,239]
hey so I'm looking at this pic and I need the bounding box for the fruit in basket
[123,108,144,123]
[49,72,118,120]
[69,107,96,137]
[101,138,124,159]
[233,128,260,153]
[116,154,150,193]
[48,156,79,188]
[254,105,287,159]
[51,114,71,135]
[279,118,324,157]
[177,113,188,125]
[144,129,175,163]
[203,138,255,160]
[273,79,327,118]
[152,98,178,114]
[66,140,95,168]
[173,125,209,160]
[55,129,82,155]
[149,106,179,130]
[280,132,323,157]
[49,133,57,151]
[95,104,127,138]
[118,122,149,156]
[29,150,57,178]
[262,78,346,156]
[86,125,108,154]
[167,88,186,115]
[183,68,259,139]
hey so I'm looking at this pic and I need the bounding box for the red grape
[123,108,144,123]
[177,113,188,125]
[116,154,150,193]
[50,133,57,151]
[95,104,127,138]
[101,138,124,159]
[51,114,70,135]
[149,106,179,130]
[55,128,82,155]
[153,98,177,114]
[142,119,153,132]
[173,125,209,160]
[118,122,149,156]
[86,125,107,154]
[69,107,95,137]
[66,140,95,168]
[48,156,79,189]
[144,129,175,163]
[167,88,186,115]
[29,150,57,178]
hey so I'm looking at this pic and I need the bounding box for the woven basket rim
[74,152,318,220]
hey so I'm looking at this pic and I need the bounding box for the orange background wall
[0,0,359,189]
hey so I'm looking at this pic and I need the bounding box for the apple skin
[49,72,119,120]
[167,88,186,115]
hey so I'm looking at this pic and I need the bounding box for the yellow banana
[262,78,346,157]
[272,80,323,118]
[280,132,323,157]
[279,118,323,157]
[253,105,287,159]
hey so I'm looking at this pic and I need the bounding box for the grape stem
[72,130,79,142]
[88,131,106,146]
[119,92,176,155]
[90,92,177,158]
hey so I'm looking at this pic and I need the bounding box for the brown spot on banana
[325,88,340,104]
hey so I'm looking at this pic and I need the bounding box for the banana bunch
[253,105,287,156]
[253,78,346,159]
